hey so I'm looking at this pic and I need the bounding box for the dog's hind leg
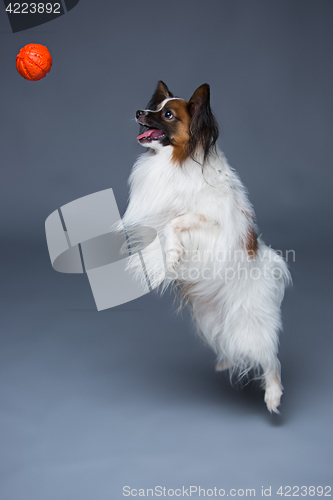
[262,363,283,414]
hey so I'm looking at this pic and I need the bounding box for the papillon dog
[121,81,291,413]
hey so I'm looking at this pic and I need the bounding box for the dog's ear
[146,81,174,111]
[187,84,219,162]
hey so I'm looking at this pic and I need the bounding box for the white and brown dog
[122,81,291,413]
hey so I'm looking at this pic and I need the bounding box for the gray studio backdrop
[0,1,332,499]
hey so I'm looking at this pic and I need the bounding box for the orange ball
[16,44,52,81]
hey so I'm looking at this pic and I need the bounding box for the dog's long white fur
[122,144,291,413]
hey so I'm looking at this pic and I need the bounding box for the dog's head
[136,81,219,165]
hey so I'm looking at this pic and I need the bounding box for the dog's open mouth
[137,127,166,143]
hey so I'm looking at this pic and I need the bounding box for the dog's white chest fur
[123,146,251,253]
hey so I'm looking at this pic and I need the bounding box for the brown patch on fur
[162,100,191,165]
[246,226,258,259]
[172,214,207,233]
[241,210,258,259]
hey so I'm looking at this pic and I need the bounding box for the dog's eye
[164,110,173,119]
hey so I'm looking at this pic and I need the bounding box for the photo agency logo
[45,189,166,311]
[3,0,79,33]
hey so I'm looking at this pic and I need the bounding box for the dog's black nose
[136,110,146,120]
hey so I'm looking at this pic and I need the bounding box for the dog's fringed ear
[146,81,174,111]
[187,84,219,162]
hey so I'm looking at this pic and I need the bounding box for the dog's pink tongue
[137,129,164,140]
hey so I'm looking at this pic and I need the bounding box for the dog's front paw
[166,247,182,271]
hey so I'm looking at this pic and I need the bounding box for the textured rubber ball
[16,44,52,81]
